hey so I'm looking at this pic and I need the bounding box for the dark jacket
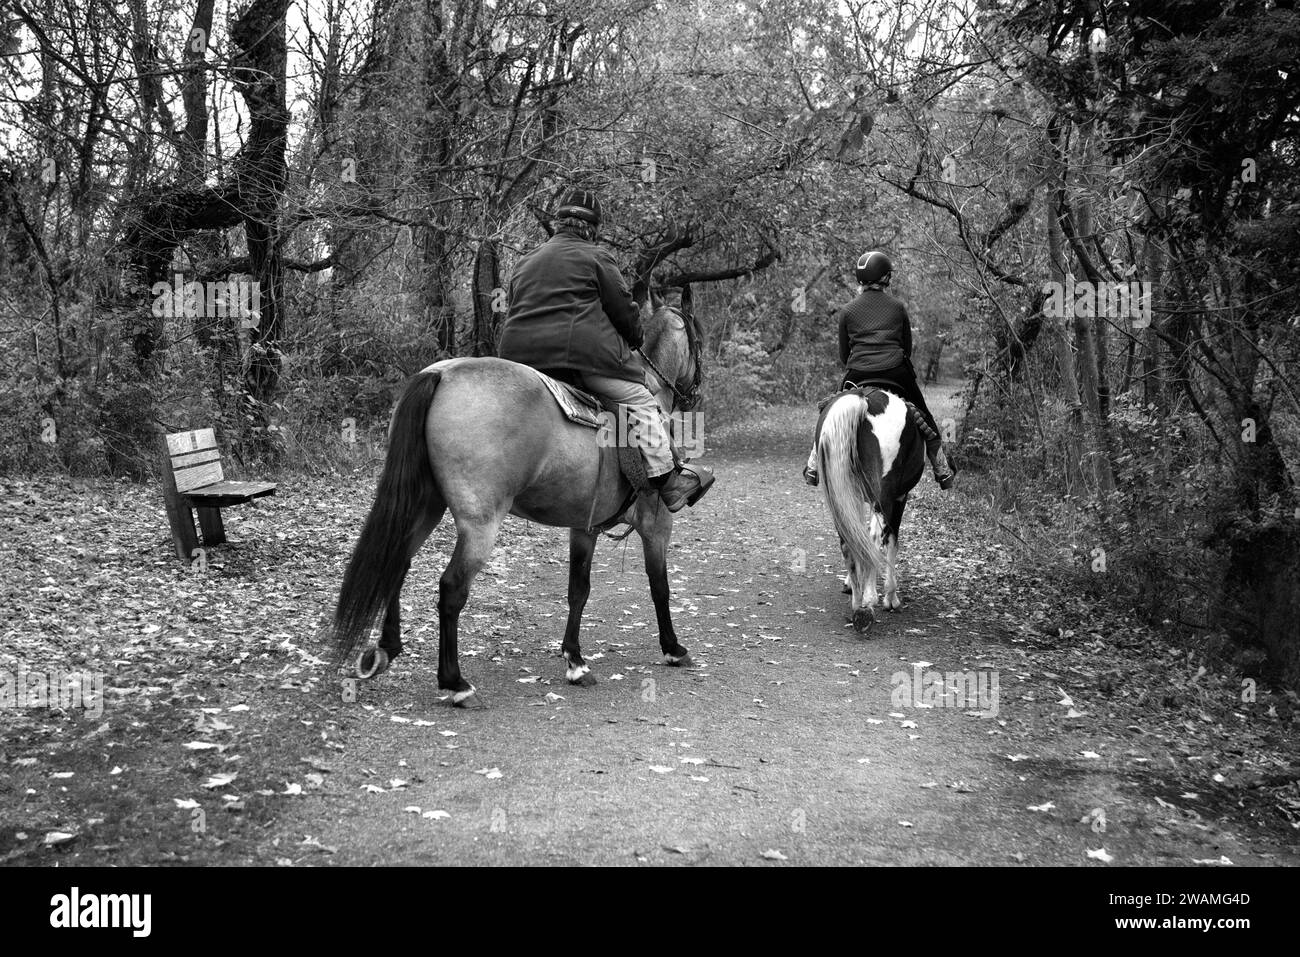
[498,231,644,382]
[838,288,913,373]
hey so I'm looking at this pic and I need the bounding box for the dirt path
[3,390,1298,866]
[270,397,1300,867]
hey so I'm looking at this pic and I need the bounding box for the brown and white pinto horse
[815,386,924,633]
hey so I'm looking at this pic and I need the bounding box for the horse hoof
[842,584,852,595]
[663,652,693,668]
[451,688,484,709]
[355,647,389,680]
[885,596,901,611]
[852,609,876,634]
[568,671,598,687]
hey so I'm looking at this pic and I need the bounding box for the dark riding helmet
[555,188,603,226]
[855,250,892,286]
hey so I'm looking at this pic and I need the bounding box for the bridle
[637,306,703,411]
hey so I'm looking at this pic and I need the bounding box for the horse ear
[650,287,664,311]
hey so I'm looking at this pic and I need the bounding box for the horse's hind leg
[562,528,598,686]
[883,496,907,611]
[436,512,503,708]
[882,533,900,610]
[636,501,691,666]
[359,506,445,679]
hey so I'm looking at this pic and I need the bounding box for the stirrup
[660,463,714,512]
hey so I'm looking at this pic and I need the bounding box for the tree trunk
[418,0,457,357]
[1045,119,1085,494]
[230,0,290,414]
[471,238,502,357]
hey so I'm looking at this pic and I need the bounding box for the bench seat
[184,480,278,507]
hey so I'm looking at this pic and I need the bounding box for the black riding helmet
[855,250,892,286]
[555,188,603,225]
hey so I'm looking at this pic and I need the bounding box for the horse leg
[436,512,503,708]
[844,540,874,633]
[358,506,445,679]
[863,519,880,610]
[637,500,691,666]
[562,527,599,686]
[883,496,906,611]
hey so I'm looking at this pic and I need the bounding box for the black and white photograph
[0,0,1296,914]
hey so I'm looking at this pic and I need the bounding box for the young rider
[803,250,957,489]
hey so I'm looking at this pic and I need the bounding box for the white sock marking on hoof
[565,663,591,682]
[452,688,476,704]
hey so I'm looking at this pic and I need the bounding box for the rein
[636,347,697,412]
[637,306,703,411]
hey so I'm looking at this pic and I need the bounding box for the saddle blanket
[533,370,604,429]
[532,369,660,491]
[816,385,939,443]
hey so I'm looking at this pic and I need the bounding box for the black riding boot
[925,435,958,489]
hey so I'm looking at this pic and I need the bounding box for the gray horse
[332,304,703,708]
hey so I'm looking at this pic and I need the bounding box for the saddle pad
[815,386,938,443]
[531,369,668,493]
[534,370,604,429]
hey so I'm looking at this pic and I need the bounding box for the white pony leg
[863,555,878,609]
[884,535,900,610]
[844,552,862,610]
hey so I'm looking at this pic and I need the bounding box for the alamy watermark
[1043,274,1152,329]
[596,406,705,458]
[1,667,104,719]
[890,665,999,717]
[150,273,262,327]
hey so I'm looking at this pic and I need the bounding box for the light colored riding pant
[578,372,676,477]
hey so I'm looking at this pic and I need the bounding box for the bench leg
[164,496,200,563]
[197,507,227,546]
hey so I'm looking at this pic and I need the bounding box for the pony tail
[818,395,887,580]
[333,371,443,662]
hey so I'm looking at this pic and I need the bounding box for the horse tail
[333,370,443,662]
[818,394,886,579]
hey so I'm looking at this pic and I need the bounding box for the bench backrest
[165,428,224,492]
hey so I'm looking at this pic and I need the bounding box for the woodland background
[1,0,1298,687]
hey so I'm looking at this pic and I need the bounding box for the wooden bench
[161,428,277,562]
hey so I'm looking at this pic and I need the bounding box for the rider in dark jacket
[498,228,644,381]
[803,251,957,489]
[498,189,711,512]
